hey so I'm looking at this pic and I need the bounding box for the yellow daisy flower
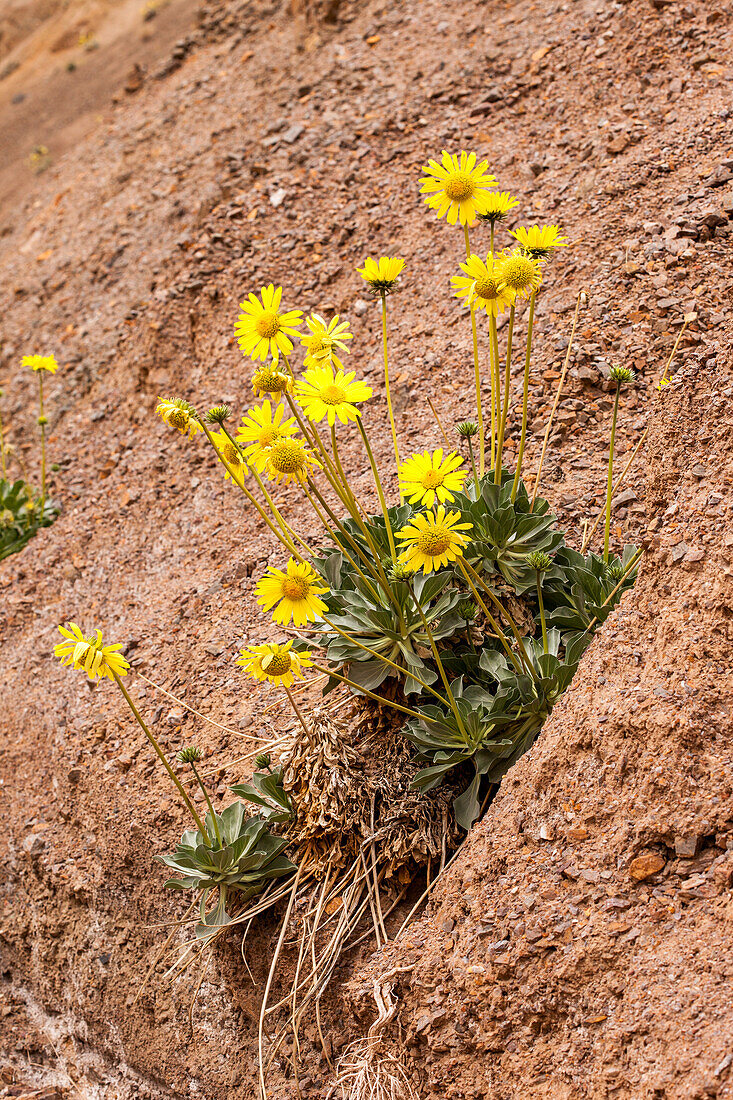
[236,400,298,471]
[301,314,353,370]
[497,249,543,302]
[419,151,497,226]
[452,252,513,317]
[264,437,321,485]
[477,191,519,226]
[255,559,329,626]
[22,354,59,373]
[399,448,467,508]
[55,622,130,681]
[235,284,302,364]
[357,256,405,295]
[156,396,202,438]
[210,429,248,484]
[397,506,473,574]
[236,639,312,687]
[509,224,569,259]
[251,365,292,398]
[295,364,372,426]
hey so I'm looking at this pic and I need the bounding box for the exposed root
[157,697,461,1095]
[329,967,417,1100]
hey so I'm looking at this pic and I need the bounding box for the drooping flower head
[301,314,353,370]
[23,354,59,374]
[357,256,405,295]
[251,365,292,399]
[477,191,519,227]
[236,639,312,687]
[210,429,248,484]
[236,400,298,471]
[265,437,321,485]
[235,284,302,364]
[509,224,569,259]
[397,506,473,574]
[156,397,202,439]
[255,559,329,626]
[452,252,513,317]
[497,249,543,302]
[295,365,372,427]
[419,151,497,226]
[399,448,467,508]
[55,622,130,681]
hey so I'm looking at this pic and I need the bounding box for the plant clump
[53,148,676,1092]
[0,357,61,560]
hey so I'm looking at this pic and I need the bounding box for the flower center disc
[320,383,347,406]
[503,259,535,290]
[223,443,240,464]
[281,577,310,601]
[416,528,451,556]
[170,410,188,430]
[474,278,499,301]
[256,312,281,339]
[256,370,287,393]
[264,652,292,675]
[307,336,328,356]
[271,441,305,473]
[444,175,475,202]
[421,470,444,489]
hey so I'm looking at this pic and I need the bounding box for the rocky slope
[0,0,731,1096]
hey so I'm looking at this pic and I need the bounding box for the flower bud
[527,550,553,572]
[177,746,203,764]
[608,365,634,385]
[205,405,232,425]
[255,753,272,771]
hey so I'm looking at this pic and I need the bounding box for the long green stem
[495,303,515,484]
[309,659,424,720]
[320,612,450,708]
[305,478,400,617]
[220,422,313,558]
[459,557,535,677]
[0,405,6,480]
[112,673,210,842]
[464,224,485,477]
[488,223,498,467]
[536,572,548,654]
[283,389,375,541]
[357,419,396,561]
[407,579,469,739]
[190,760,221,847]
[490,315,501,475]
[603,384,621,563]
[511,290,537,501]
[38,374,47,513]
[199,420,302,561]
[303,481,385,597]
[380,291,402,495]
[466,434,479,492]
[455,560,523,674]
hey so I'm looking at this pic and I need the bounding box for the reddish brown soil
[0,0,731,1097]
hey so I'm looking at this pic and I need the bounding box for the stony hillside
[0,0,731,1096]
